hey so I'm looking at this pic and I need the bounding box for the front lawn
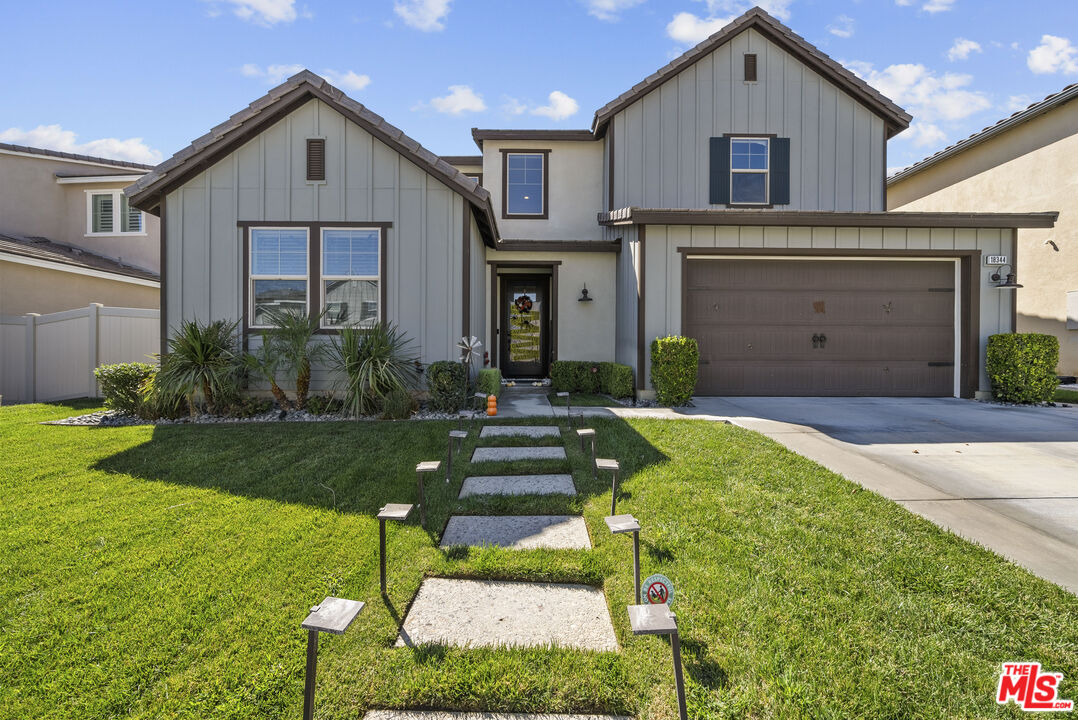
[2,402,1075,719]
[1055,388,1078,404]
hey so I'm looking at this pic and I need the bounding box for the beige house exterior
[888,84,1077,375]
[0,143,160,316]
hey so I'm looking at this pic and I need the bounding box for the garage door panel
[684,258,957,397]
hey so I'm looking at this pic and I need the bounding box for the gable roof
[888,82,1078,185]
[126,70,499,247]
[0,142,154,171]
[0,230,160,283]
[591,7,912,138]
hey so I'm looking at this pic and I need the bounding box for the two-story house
[127,7,1056,399]
[0,143,160,316]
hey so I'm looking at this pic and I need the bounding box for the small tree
[262,308,326,411]
[243,336,292,410]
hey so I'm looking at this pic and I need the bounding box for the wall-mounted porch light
[579,284,594,302]
[990,265,1023,290]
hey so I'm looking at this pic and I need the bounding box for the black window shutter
[306,139,325,181]
[770,137,791,205]
[709,137,730,205]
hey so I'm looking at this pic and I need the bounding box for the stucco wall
[888,101,1077,373]
[0,260,159,315]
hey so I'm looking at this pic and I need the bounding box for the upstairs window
[87,190,144,235]
[503,151,547,218]
[730,137,770,205]
[321,228,380,329]
[249,228,309,328]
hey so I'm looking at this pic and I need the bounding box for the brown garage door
[684,258,955,396]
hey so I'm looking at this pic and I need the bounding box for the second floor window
[87,191,144,235]
[505,152,545,216]
[730,138,769,205]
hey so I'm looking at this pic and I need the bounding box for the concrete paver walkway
[366,711,630,720]
[471,446,566,463]
[459,474,576,497]
[440,515,591,550]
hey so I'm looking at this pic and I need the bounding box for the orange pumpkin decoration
[486,394,497,416]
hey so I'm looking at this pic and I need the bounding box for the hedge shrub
[598,362,633,399]
[427,361,467,412]
[986,333,1059,404]
[550,361,600,393]
[94,362,157,415]
[477,368,502,398]
[650,336,699,406]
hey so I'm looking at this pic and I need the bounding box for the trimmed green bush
[986,333,1059,404]
[598,362,634,399]
[94,362,157,415]
[477,368,502,398]
[382,389,418,420]
[427,361,467,412]
[650,336,699,406]
[550,361,600,393]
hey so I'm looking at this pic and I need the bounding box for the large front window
[321,228,380,328]
[249,228,309,328]
[87,190,144,235]
[505,152,545,216]
[730,137,769,205]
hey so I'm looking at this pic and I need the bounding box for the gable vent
[306,138,326,182]
[744,53,758,82]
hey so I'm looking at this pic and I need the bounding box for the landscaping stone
[459,474,576,497]
[440,515,591,550]
[366,713,630,720]
[396,578,618,651]
[479,425,560,438]
[471,446,566,463]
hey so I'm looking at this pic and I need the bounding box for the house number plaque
[985,255,1008,266]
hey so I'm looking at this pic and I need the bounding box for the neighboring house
[0,143,160,315]
[888,84,1078,376]
[128,7,1056,399]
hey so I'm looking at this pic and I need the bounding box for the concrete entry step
[440,515,591,550]
[366,713,630,720]
[396,578,618,651]
[459,474,576,498]
[471,446,566,463]
[479,425,560,439]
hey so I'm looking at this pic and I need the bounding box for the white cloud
[848,61,991,147]
[0,124,163,165]
[322,70,371,92]
[667,12,733,45]
[429,85,486,115]
[394,0,451,31]
[501,96,527,115]
[530,91,580,121]
[1006,94,1033,112]
[699,0,792,21]
[947,38,981,61]
[240,63,305,84]
[1027,35,1078,75]
[828,15,855,39]
[209,0,298,25]
[922,0,955,12]
[584,0,646,22]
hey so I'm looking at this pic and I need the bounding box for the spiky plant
[262,308,326,411]
[329,323,420,417]
[243,336,291,410]
[154,319,241,414]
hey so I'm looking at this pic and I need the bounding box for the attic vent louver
[744,54,758,82]
[306,139,326,182]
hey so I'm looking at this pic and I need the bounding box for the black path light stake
[576,428,597,482]
[415,460,440,529]
[555,391,580,428]
[628,603,688,720]
[596,457,621,515]
[447,429,468,482]
[605,514,641,605]
[301,596,365,720]
[377,503,414,596]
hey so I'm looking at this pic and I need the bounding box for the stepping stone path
[471,446,566,462]
[367,710,631,720]
[480,425,560,438]
[441,515,590,550]
[459,474,576,498]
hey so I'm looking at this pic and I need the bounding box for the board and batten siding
[608,27,887,212]
[164,99,473,386]
[638,224,1014,395]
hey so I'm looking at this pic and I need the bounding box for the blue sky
[2,0,1076,173]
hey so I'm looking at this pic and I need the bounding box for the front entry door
[500,275,549,378]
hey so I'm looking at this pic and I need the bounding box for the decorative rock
[440,515,591,550]
[459,474,576,498]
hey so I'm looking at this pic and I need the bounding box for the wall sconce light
[990,265,1023,290]
[579,284,594,302]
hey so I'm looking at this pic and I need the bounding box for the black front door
[500,275,549,378]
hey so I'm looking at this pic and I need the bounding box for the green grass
[2,402,1076,719]
[548,392,618,407]
[1054,388,1078,404]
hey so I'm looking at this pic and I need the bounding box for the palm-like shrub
[262,308,326,411]
[155,319,242,414]
[243,336,291,410]
[329,323,419,416]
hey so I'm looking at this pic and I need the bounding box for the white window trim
[248,227,311,330]
[729,137,770,206]
[319,227,382,330]
[84,189,147,237]
[505,152,545,216]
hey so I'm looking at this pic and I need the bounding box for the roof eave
[598,208,1059,230]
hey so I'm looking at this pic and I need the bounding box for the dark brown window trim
[723,133,777,208]
[500,149,550,220]
[239,220,391,337]
[487,260,560,369]
[636,226,646,393]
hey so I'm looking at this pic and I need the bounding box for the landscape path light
[628,603,687,720]
[301,596,365,720]
[605,513,641,605]
[377,503,414,596]
[415,460,440,528]
[596,457,621,515]
[576,427,597,481]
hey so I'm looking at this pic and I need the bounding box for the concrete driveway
[687,397,1078,594]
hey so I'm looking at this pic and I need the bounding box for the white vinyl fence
[0,303,159,404]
